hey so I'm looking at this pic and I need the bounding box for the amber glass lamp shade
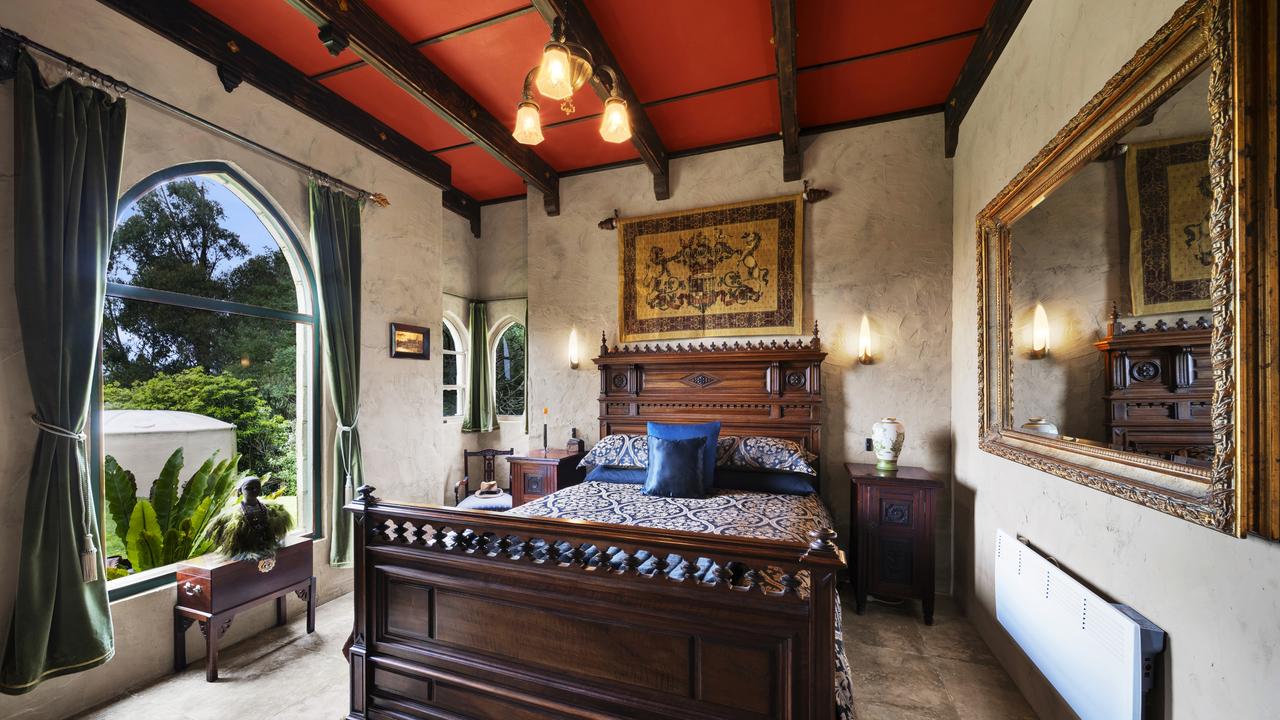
[599,97,632,143]
[512,101,544,145]
[536,44,574,100]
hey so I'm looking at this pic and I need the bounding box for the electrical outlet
[865,437,873,451]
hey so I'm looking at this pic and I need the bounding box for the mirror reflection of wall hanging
[1125,135,1212,315]
[616,195,804,343]
[389,322,430,360]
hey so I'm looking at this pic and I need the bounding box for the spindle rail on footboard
[343,485,844,720]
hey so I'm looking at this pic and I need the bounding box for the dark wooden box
[175,534,313,614]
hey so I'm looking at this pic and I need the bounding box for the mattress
[509,480,855,719]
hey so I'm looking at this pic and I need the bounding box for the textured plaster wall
[950,0,1280,717]
[0,0,449,716]
[525,115,955,581]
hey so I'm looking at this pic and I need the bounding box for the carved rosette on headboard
[593,323,827,465]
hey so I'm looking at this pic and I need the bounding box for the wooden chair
[454,448,515,510]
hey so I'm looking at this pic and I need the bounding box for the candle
[542,407,549,451]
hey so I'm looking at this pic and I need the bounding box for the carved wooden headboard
[593,326,827,458]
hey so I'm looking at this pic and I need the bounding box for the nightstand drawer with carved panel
[507,450,587,506]
[847,463,942,625]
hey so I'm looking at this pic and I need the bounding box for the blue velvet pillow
[715,469,816,496]
[647,420,720,492]
[643,436,706,498]
[586,465,646,485]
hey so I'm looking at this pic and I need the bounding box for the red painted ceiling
[195,1,995,201]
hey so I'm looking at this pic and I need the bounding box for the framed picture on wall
[389,322,430,360]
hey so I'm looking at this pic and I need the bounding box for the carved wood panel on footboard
[344,486,844,720]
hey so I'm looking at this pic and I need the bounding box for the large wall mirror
[977,0,1258,534]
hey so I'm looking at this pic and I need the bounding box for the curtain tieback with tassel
[30,415,99,583]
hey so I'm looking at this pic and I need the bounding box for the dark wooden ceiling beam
[287,0,561,216]
[442,189,481,238]
[97,0,454,191]
[530,0,670,201]
[770,0,801,181]
[943,0,1034,158]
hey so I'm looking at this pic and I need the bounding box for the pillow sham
[717,435,817,476]
[643,436,706,498]
[577,433,648,469]
[648,420,720,492]
[585,465,646,485]
[715,469,816,495]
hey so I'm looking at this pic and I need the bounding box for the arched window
[493,321,526,419]
[442,318,466,419]
[96,161,318,590]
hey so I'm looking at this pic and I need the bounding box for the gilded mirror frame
[976,0,1247,534]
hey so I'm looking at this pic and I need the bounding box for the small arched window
[442,318,466,418]
[493,322,526,419]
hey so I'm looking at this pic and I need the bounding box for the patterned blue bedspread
[509,481,855,719]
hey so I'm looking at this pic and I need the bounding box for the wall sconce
[568,327,580,369]
[1031,303,1050,359]
[857,314,874,365]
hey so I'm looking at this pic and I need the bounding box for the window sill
[108,565,178,603]
[496,417,525,424]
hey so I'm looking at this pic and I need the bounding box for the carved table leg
[173,612,193,672]
[199,613,233,682]
[276,594,287,627]
[306,576,316,634]
[923,595,935,626]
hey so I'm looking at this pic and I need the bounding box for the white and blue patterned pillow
[578,434,649,469]
[717,435,818,476]
[582,433,817,476]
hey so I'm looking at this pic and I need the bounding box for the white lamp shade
[535,45,574,100]
[568,328,580,367]
[599,97,632,143]
[1032,303,1050,355]
[857,314,873,362]
[512,102,544,145]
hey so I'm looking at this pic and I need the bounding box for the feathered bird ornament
[206,476,294,562]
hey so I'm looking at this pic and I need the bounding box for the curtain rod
[444,291,528,303]
[0,27,389,207]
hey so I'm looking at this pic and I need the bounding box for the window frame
[441,316,467,422]
[96,161,323,602]
[491,318,527,422]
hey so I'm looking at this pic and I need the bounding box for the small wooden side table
[847,463,943,625]
[507,449,587,506]
[174,534,316,681]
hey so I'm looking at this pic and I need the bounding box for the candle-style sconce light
[857,314,874,365]
[568,327,580,369]
[1031,303,1050,359]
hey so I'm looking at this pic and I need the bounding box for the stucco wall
[949,0,1280,717]
[0,0,450,716]
[525,115,955,582]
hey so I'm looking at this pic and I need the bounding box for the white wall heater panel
[995,529,1164,720]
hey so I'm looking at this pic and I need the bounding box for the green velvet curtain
[310,182,363,568]
[462,301,496,433]
[1,53,127,695]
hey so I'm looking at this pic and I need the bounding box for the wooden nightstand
[847,462,943,625]
[507,449,587,506]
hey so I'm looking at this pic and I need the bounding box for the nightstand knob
[182,581,203,596]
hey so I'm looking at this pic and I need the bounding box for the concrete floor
[76,593,1033,720]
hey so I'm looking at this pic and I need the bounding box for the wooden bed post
[804,527,841,718]
[345,484,377,720]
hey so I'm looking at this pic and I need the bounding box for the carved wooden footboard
[344,485,845,720]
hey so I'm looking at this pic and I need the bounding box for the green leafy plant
[104,448,247,573]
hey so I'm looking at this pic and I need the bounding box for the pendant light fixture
[512,17,632,146]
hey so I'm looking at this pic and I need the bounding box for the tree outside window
[494,322,526,418]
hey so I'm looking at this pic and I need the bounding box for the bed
[343,332,848,719]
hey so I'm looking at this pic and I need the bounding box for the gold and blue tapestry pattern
[618,195,804,342]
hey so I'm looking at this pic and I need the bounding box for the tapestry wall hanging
[617,194,803,343]
[1125,135,1212,315]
